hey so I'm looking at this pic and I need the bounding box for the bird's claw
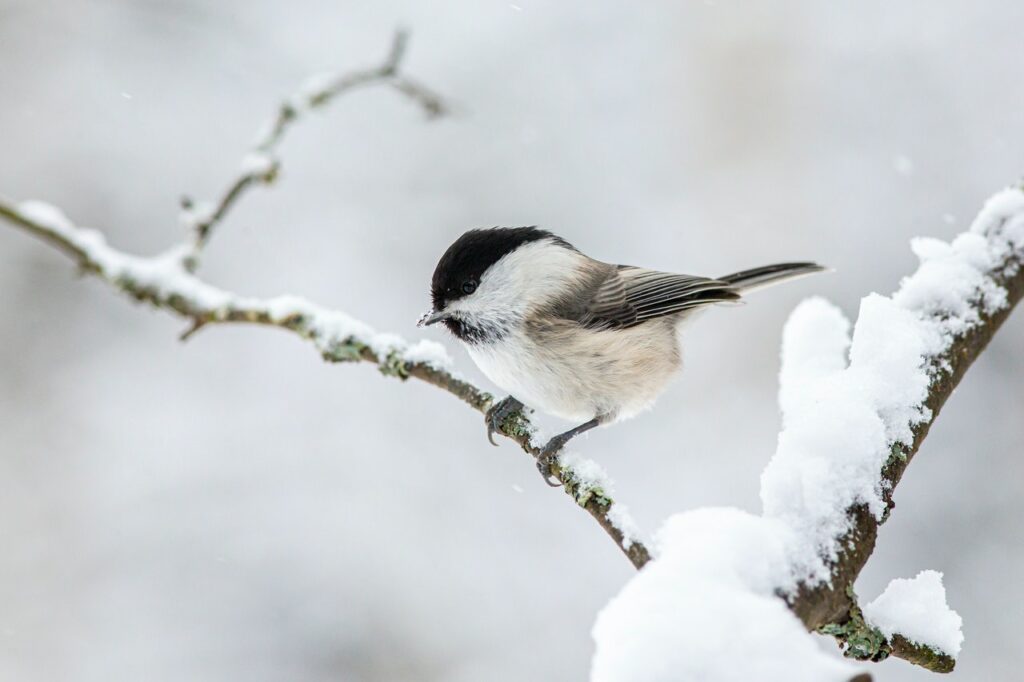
[484,396,566,487]
[484,396,524,447]
[535,440,565,487]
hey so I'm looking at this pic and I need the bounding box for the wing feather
[578,266,739,329]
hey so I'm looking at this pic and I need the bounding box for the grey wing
[579,265,740,330]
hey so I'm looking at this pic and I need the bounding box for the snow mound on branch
[591,186,1024,680]
[239,151,276,176]
[761,187,1023,586]
[863,570,963,657]
[761,294,942,582]
[591,509,861,682]
[971,186,1024,251]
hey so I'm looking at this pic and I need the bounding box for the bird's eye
[461,280,478,295]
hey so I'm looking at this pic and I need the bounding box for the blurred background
[1,1,1021,680]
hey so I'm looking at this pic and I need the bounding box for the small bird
[419,227,823,484]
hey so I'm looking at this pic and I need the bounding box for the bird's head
[419,226,579,343]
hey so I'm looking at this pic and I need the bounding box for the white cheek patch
[449,239,585,322]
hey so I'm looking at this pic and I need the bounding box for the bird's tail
[718,262,826,294]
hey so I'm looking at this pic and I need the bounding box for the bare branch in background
[179,29,447,269]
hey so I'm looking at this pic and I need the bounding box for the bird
[419,227,824,485]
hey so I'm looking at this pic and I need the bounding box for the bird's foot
[532,417,602,487]
[485,396,524,446]
[535,437,568,487]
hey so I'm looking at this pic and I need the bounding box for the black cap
[430,227,572,310]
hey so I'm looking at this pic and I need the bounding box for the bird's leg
[485,395,525,446]
[536,417,602,487]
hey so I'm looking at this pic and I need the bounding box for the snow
[761,185,1022,586]
[863,570,963,657]
[605,503,641,551]
[263,294,319,321]
[849,294,945,443]
[367,332,406,359]
[971,187,1024,248]
[19,199,75,233]
[775,296,850,420]
[558,451,612,492]
[308,308,376,348]
[591,185,1024,680]
[297,72,338,109]
[760,292,946,582]
[239,152,276,177]
[896,233,1008,331]
[558,451,642,550]
[11,200,454,374]
[401,339,454,370]
[178,200,216,231]
[591,509,861,682]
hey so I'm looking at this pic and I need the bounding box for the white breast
[468,319,683,424]
[468,332,574,417]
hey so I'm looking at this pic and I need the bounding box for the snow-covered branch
[0,32,649,571]
[0,196,649,567]
[593,186,1024,680]
[782,187,1024,669]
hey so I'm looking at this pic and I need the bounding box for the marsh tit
[419,227,823,484]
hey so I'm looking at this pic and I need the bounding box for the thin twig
[182,29,447,265]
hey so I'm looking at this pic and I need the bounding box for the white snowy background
[1,1,1022,680]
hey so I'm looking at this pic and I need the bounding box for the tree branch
[0,32,648,569]
[789,188,1024,672]
[0,196,648,567]
[817,586,956,673]
[180,29,446,267]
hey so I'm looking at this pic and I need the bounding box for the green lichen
[165,293,185,308]
[821,588,957,672]
[497,410,533,441]
[890,634,956,673]
[582,487,613,509]
[818,585,891,662]
[560,469,612,509]
[377,350,410,378]
[570,483,609,508]
[279,102,298,121]
[256,162,279,185]
[322,338,366,363]
[887,442,909,466]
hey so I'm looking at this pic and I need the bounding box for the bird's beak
[417,309,450,327]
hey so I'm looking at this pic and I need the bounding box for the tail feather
[719,262,826,294]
